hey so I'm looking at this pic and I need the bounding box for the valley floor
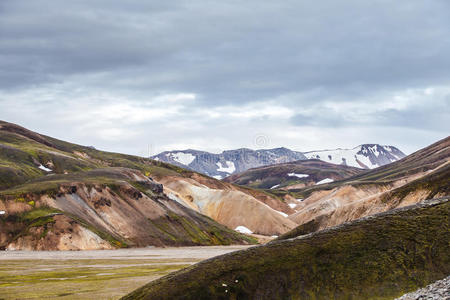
[0,246,250,299]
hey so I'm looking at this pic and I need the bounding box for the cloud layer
[0,0,449,155]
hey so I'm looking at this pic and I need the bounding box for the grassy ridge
[0,121,204,191]
[123,198,450,300]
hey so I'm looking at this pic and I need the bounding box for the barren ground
[0,246,250,299]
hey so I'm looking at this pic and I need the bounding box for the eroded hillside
[0,168,255,250]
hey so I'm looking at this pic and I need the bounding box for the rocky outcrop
[122,198,450,300]
[396,276,450,300]
[5,214,114,251]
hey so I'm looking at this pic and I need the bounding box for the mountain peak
[304,144,406,169]
[152,148,307,179]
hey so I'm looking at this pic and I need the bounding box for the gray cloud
[0,0,449,154]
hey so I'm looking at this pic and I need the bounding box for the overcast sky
[1,1,449,156]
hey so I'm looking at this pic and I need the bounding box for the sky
[0,1,449,156]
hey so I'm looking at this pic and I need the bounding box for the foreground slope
[123,198,450,300]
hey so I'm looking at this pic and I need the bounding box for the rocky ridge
[396,275,449,300]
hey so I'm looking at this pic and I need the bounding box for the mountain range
[152,144,406,179]
[0,120,448,253]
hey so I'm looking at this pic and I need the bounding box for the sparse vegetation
[0,258,193,300]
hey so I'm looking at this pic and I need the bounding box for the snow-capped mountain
[152,148,307,179]
[304,144,406,169]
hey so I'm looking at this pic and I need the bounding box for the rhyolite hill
[0,121,261,250]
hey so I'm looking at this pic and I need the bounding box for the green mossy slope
[123,198,450,300]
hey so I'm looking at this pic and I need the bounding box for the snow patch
[305,146,381,169]
[369,145,380,157]
[169,152,196,166]
[38,165,52,172]
[288,203,297,209]
[275,210,288,217]
[296,198,304,202]
[316,178,334,185]
[216,161,236,173]
[153,157,160,161]
[212,175,223,180]
[287,173,309,179]
[270,184,280,189]
[167,193,189,208]
[235,226,253,234]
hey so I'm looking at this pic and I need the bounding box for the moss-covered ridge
[123,198,450,300]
